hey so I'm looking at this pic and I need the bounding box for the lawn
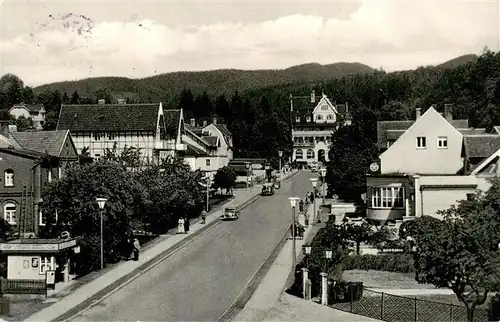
[342,270,435,289]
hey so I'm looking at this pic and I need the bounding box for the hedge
[342,253,415,273]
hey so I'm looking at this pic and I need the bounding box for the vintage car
[274,180,281,189]
[221,207,240,220]
[261,183,275,196]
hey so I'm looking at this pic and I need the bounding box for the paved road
[71,171,317,322]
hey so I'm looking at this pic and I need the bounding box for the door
[318,149,326,163]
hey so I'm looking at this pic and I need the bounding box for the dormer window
[316,115,323,121]
[327,115,333,120]
[4,169,14,187]
[306,116,311,122]
[295,116,300,123]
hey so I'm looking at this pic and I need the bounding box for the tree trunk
[356,242,361,255]
[467,307,475,322]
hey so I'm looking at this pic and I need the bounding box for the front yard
[342,269,435,289]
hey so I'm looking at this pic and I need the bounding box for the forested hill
[33,62,376,101]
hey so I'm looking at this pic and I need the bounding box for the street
[70,171,316,321]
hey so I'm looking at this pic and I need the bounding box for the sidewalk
[25,171,298,322]
[233,202,379,322]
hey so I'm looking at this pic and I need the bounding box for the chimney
[310,90,316,103]
[98,99,105,105]
[444,104,453,121]
[203,120,207,127]
[190,118,196,127]
[416,108,421,119]
[117,98,126,104]
[213,117,217,125]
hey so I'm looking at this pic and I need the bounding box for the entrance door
[318,149,326,163]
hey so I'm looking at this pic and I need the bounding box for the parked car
[221,207,240,220]
[261,183,275,196]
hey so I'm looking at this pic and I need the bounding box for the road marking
[217,223,291,322]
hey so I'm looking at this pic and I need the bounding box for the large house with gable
[291,91,351,165]
[9,103,47,130]
[57,100,186,163]
[366,105,500,226]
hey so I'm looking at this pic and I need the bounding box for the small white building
[9,103,46,130]
[56,100,186,164]
[290,91,351,165]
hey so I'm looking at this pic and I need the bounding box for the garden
[288,179,500,321]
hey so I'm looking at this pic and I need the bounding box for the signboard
[31,257,39,268]
[58,239,77,250]
[0,243,58,252]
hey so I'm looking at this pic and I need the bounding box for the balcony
[154,140,187,151]
[294,142,316,147]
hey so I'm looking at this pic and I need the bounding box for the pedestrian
[201,210,207,224]
[299,200,304,212]
[178,217,185,234]
[132,238,140,261]
[125,238,132,260]
[184,217,190,233]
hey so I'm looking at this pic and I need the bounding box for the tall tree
[62,92,70,104]
[214,94,231,123]
[70,91,80,104]
[178,88,195,120]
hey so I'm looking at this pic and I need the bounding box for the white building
[56,100,185,163]
[290,91,351,165]
[9,103,46,130]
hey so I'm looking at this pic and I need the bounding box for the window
[4,203,16,224]
[370,187,405,209]
[416,137,426,149]
[306,116,311,122]
[316,115,323,120]
[94,154,100,160]
[306,149,315,160]
[327,114,333,120]
[39,210,46,226]
[206,159,211,166]
[437,136,448,148]
[40,256,54,274]
[4,170,14,187]
[58,167,63,179]
[93,132,101,141]
[295,116,300,123]
[321,104,328,111]
[48,170,52,183]
[295,149,303,159]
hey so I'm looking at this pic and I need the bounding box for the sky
[0,0,499,87]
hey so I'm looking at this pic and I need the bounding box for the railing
[2,279,47,295]
[331,289,488,322]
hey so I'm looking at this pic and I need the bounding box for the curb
[218,224,292,322]
[47,170,300,322]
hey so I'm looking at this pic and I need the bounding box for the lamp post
[245,162,251,188]
[278,150,283,178]
[96,197,107,270]
[289,197,300,270]
[302,244,312,300]
[205,175,210,212]
[321,249,333,305]
[265,164,271,183]
[319,168,327,205]
[310,178,319,224]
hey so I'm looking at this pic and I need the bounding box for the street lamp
[278,150,283,178]
[321,249,333,306]
[96,197,107,270]
[319,168,327,205]
[302,243,312,300]
[289,197,300,270]
[245,162,251,188]
[302,244,312,267]
[310,178,319,224]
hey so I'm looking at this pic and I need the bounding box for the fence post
[381,292,384,320]
[350,285,354,312]
[449,302,453,321]
[414,297,417,322]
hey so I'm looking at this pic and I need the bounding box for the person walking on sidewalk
[201,210,207,224]
[178,217,185,234]
[132,238,140,261]
[184,217,190,233]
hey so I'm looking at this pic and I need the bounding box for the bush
[342,254,415,273]
[488,294,500,321]
[330,281,364,303]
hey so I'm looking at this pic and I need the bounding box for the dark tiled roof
[213,123,231,138]
[203,136,219,147]
[463,135,500,158]
[377,119,470,149]
[57,104,160,132]
[0,147,50,159]
[11,130,68,157]
[459,128,487,135]
[11,103,44,112]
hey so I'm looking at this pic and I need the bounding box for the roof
[10,103,44,113]
[0,147,51,159]
[10,130,69,157]
[163,109,181,138]
[458,128,487,135]
[203,136,219,147]
[463,135,500,158]
[182,142,208,156]
[377,119,470,149]
[57,104,161,132]
[213,123,231,138]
